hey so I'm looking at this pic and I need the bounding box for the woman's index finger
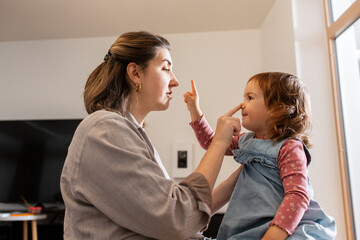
[224,104,242,117]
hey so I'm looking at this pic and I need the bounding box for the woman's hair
[249,72,312,147]
[84,31,170,115]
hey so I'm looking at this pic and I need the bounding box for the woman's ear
[126,62,141,85]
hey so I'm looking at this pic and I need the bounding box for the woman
[60,31,241,239]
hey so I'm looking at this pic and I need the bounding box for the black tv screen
[0,119,81,204]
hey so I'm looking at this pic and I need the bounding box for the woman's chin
[154,102,170,111]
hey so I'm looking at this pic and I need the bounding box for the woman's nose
[170,72,179,87]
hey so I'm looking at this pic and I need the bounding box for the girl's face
[240,80,270,139]
[139,47,179,112]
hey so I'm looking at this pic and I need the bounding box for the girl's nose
[240,102,245,109]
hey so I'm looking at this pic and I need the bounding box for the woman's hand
[212,104,242,148]
[195,104,242,190]
[183,80,203,122]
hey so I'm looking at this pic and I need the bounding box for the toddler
[184,72,336,239]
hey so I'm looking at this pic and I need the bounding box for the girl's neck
[254,131,270,140]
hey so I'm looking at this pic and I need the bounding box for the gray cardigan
[60,110,211,239]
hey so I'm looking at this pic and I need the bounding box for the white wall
[0,1,346,238]
[260,0,297,74]
[292,0,346,238]
[0,37,115,120]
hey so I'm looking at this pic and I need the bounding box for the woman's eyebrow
[163,59,172,65]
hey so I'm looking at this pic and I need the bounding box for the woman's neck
[128,106,147,127]
[127,93,149,127]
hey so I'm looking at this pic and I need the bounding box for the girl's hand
[212,104,242,148]
[183,80,203,122]
[261,225,288,240]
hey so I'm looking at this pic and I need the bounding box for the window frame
[323,0,360,239]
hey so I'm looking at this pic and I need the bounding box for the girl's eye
[163,68,170,72]
[248,96,253,100]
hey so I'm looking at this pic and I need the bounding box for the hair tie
[104,51,111,63]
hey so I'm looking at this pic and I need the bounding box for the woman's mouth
[166,92,173,99]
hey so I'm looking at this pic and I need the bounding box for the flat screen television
[0,119,81,205]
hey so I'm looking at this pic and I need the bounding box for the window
[330,0,356,21]
[324,0,360,239]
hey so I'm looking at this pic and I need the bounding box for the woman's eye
[163,68,170,72]
[248,96,253,100]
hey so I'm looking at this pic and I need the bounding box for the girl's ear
[126,62,141,85]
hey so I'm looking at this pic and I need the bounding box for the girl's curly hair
[249,72,312,148]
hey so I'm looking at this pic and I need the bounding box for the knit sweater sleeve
[189,115,239,155]
[270,139,310,235]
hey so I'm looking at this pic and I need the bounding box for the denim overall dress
[216,132,336,240]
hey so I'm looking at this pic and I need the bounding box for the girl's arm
[211,165,242,214]
[263,139,310,238]
[183,79,203,122]
[184,80,239,154]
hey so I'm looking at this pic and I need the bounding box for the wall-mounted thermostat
[172,141,193,178]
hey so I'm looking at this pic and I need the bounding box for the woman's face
[139,47,179,112]
[240,80,270,139]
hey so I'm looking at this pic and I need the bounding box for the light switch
[177,150,188,168]
[172,141,193,178]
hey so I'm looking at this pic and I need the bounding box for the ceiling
[0,0,275,42]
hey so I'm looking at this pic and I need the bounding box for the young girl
[184,72,336,239]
